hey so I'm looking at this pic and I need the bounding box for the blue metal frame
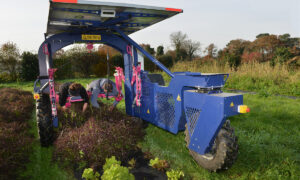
[37,8,245,155]
[51,18,150,28]
[51,7,168,18]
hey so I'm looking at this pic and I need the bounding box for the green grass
[2,78,300,179]
[20,112,73,180]
[140,94,300,179]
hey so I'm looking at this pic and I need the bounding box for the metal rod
[106,51,110,100]
[113,27,174,78]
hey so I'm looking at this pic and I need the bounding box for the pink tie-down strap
[114,67,125,100]
[131,65,142,107]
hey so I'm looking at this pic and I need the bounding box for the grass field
[164,61,300,97]
[141,94,300,179]
[1,78,300,179]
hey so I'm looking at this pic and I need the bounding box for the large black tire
[184,120,238,172]
[36,94,54,147]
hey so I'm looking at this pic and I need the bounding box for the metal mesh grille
[156,92,175,127]
[142,85,150,96]
[186,107,201,136]
[134,106,140,115]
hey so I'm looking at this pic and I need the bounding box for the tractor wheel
[184,120,238,172]
[36,94,54,147]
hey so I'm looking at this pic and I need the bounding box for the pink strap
[127,45,132,56]
[131,65,142,107]
[48,68,58,117]
[114,67,125,101]
[43,44,49,55]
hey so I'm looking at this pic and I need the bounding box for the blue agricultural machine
[34,0,250,171]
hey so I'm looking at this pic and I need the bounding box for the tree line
[0,32,299,82]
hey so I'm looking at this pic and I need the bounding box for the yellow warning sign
[82,34,101,41]
[147,109,150,114]
[230,102,234,107]
[177,94,181,101]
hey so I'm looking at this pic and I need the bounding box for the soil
[128,150,167,180]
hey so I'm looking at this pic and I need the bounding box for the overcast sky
[0,0,299,53]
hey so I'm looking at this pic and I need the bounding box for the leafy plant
[149,157,169,171]
[54,105,145,170]
[101,156,134,180]
[82,168,100,180]
[166,169,184,180]
[128,158,136,169]
[103,156,121,171]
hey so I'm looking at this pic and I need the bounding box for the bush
[158,55,173,68]
[53,55,73,79]
[20,52,39,81]
[0,88,34,179]
[0,72,12,83]
[0,88,35,123]
[110,54,124,69]
[54,105,145,171]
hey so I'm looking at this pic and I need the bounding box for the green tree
[271,47,292,66]
[184,39,201,61]
[223,39,250,69]
[0,42,21,81]
[20,52,39,81]
[65,46,100,77]
[170,31,187,51]
[251,35,281,62]
[225,52,241,71]
[205,43,218,58]
[170,31,189,61]
[110,54,124,69]
[141,44,156,71]
[256,33,270,39]
[156,45,164,57]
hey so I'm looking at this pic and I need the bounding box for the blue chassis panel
[184,91,243,154]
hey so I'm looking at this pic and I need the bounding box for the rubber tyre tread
[184,120,238,172]
[36,94,54,147]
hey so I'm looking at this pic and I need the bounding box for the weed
[128,158,136,169]
[166,169,184,180]
[149,157,170,172]
[82,168,100,180]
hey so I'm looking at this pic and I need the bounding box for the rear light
[238,105,250,114]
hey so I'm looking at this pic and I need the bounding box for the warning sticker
[82,34,101,41]
[147,109,150,114]
[230,102,234,107]
[177,94,181,101]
